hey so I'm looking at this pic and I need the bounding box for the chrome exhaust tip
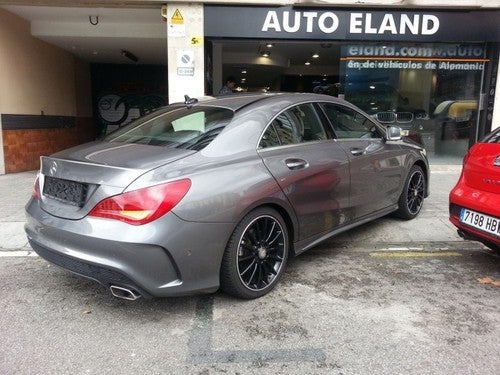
[110,285,141,301]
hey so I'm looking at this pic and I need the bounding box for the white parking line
[370,251,461,258]
[0,250,38,257]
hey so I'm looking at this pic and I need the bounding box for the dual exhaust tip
[110,285,141,301]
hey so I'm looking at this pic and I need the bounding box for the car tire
[395,165,426,220]
[220,207,289,299]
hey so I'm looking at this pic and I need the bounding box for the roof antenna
[184,95,198,108]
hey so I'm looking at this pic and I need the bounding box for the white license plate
[460,208,500,238]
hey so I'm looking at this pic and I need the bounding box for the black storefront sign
[205,6,499,42]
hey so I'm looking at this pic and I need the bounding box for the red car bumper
[449,182,500,248]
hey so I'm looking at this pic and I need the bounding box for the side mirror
[386,126,402,141]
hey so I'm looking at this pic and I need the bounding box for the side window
[260,124,280,148]
[274,112,301,145]
[320,103,380,139]
[292,104,327,141]
[259,104,327,148]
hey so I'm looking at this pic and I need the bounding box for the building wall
[0,2,498,174]
[0,8,93,174]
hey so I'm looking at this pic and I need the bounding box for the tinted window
[104,106,233,151]
[259,104,327,148]
[319,103,380,139]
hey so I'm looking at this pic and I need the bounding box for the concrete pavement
[0,164,469,254]
[0,170,36,253]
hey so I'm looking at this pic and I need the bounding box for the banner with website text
[341,44,487,72]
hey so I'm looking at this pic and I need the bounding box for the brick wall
[2,118,94,173]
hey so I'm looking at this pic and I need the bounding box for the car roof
[171,92,346,112]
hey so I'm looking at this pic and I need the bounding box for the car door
[257,103,351,241]
[318,102,407,220]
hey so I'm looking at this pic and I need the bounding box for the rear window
[104,106,234,151]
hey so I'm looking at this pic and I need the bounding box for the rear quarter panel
[129,150,296,226]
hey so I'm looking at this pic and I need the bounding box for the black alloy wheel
[396,165,426,220]
[220,207,289,299]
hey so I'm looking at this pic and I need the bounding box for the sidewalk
[0,170,37,252]
[0,165,464,252]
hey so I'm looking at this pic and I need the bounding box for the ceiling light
[305,61,311,66]
[260,51,271,57]
[312,53,320,59]
[266,43,274,48]
[241,70,247,74]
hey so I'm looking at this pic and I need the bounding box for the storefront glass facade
[205,6,499,163]
[340,42,486,160]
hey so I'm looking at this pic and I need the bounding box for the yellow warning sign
[171,9,184,25]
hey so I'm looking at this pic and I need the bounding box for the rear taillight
[32,176,40,200]
[89,179,191,225]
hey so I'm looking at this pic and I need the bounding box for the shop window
[340,42,486,159]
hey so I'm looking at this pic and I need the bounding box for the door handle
[285,158,308,170]
[350,148,365,156]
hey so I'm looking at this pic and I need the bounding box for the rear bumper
[449,213,499,247]
[449,182,500,218]
[25,199,234,298]
[449,181,500,248]
[449,203,500,248]
[28,240,154,298]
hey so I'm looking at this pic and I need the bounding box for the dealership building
[0,0,498,174]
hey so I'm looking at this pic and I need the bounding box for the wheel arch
[413,159,430,197]
[263,202,297,257]
[231,200,298,258]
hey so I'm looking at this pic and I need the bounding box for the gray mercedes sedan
[25,93,429,300]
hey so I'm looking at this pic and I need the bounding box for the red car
[449,127,500,252]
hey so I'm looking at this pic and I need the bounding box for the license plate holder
[459,208,500,238]
[43,176,88,207]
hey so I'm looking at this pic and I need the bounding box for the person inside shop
[219,76,235,95]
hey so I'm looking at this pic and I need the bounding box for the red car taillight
[89,179,191,225]
[32,176,41,200]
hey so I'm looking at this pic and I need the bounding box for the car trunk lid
[38,141,195,220]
